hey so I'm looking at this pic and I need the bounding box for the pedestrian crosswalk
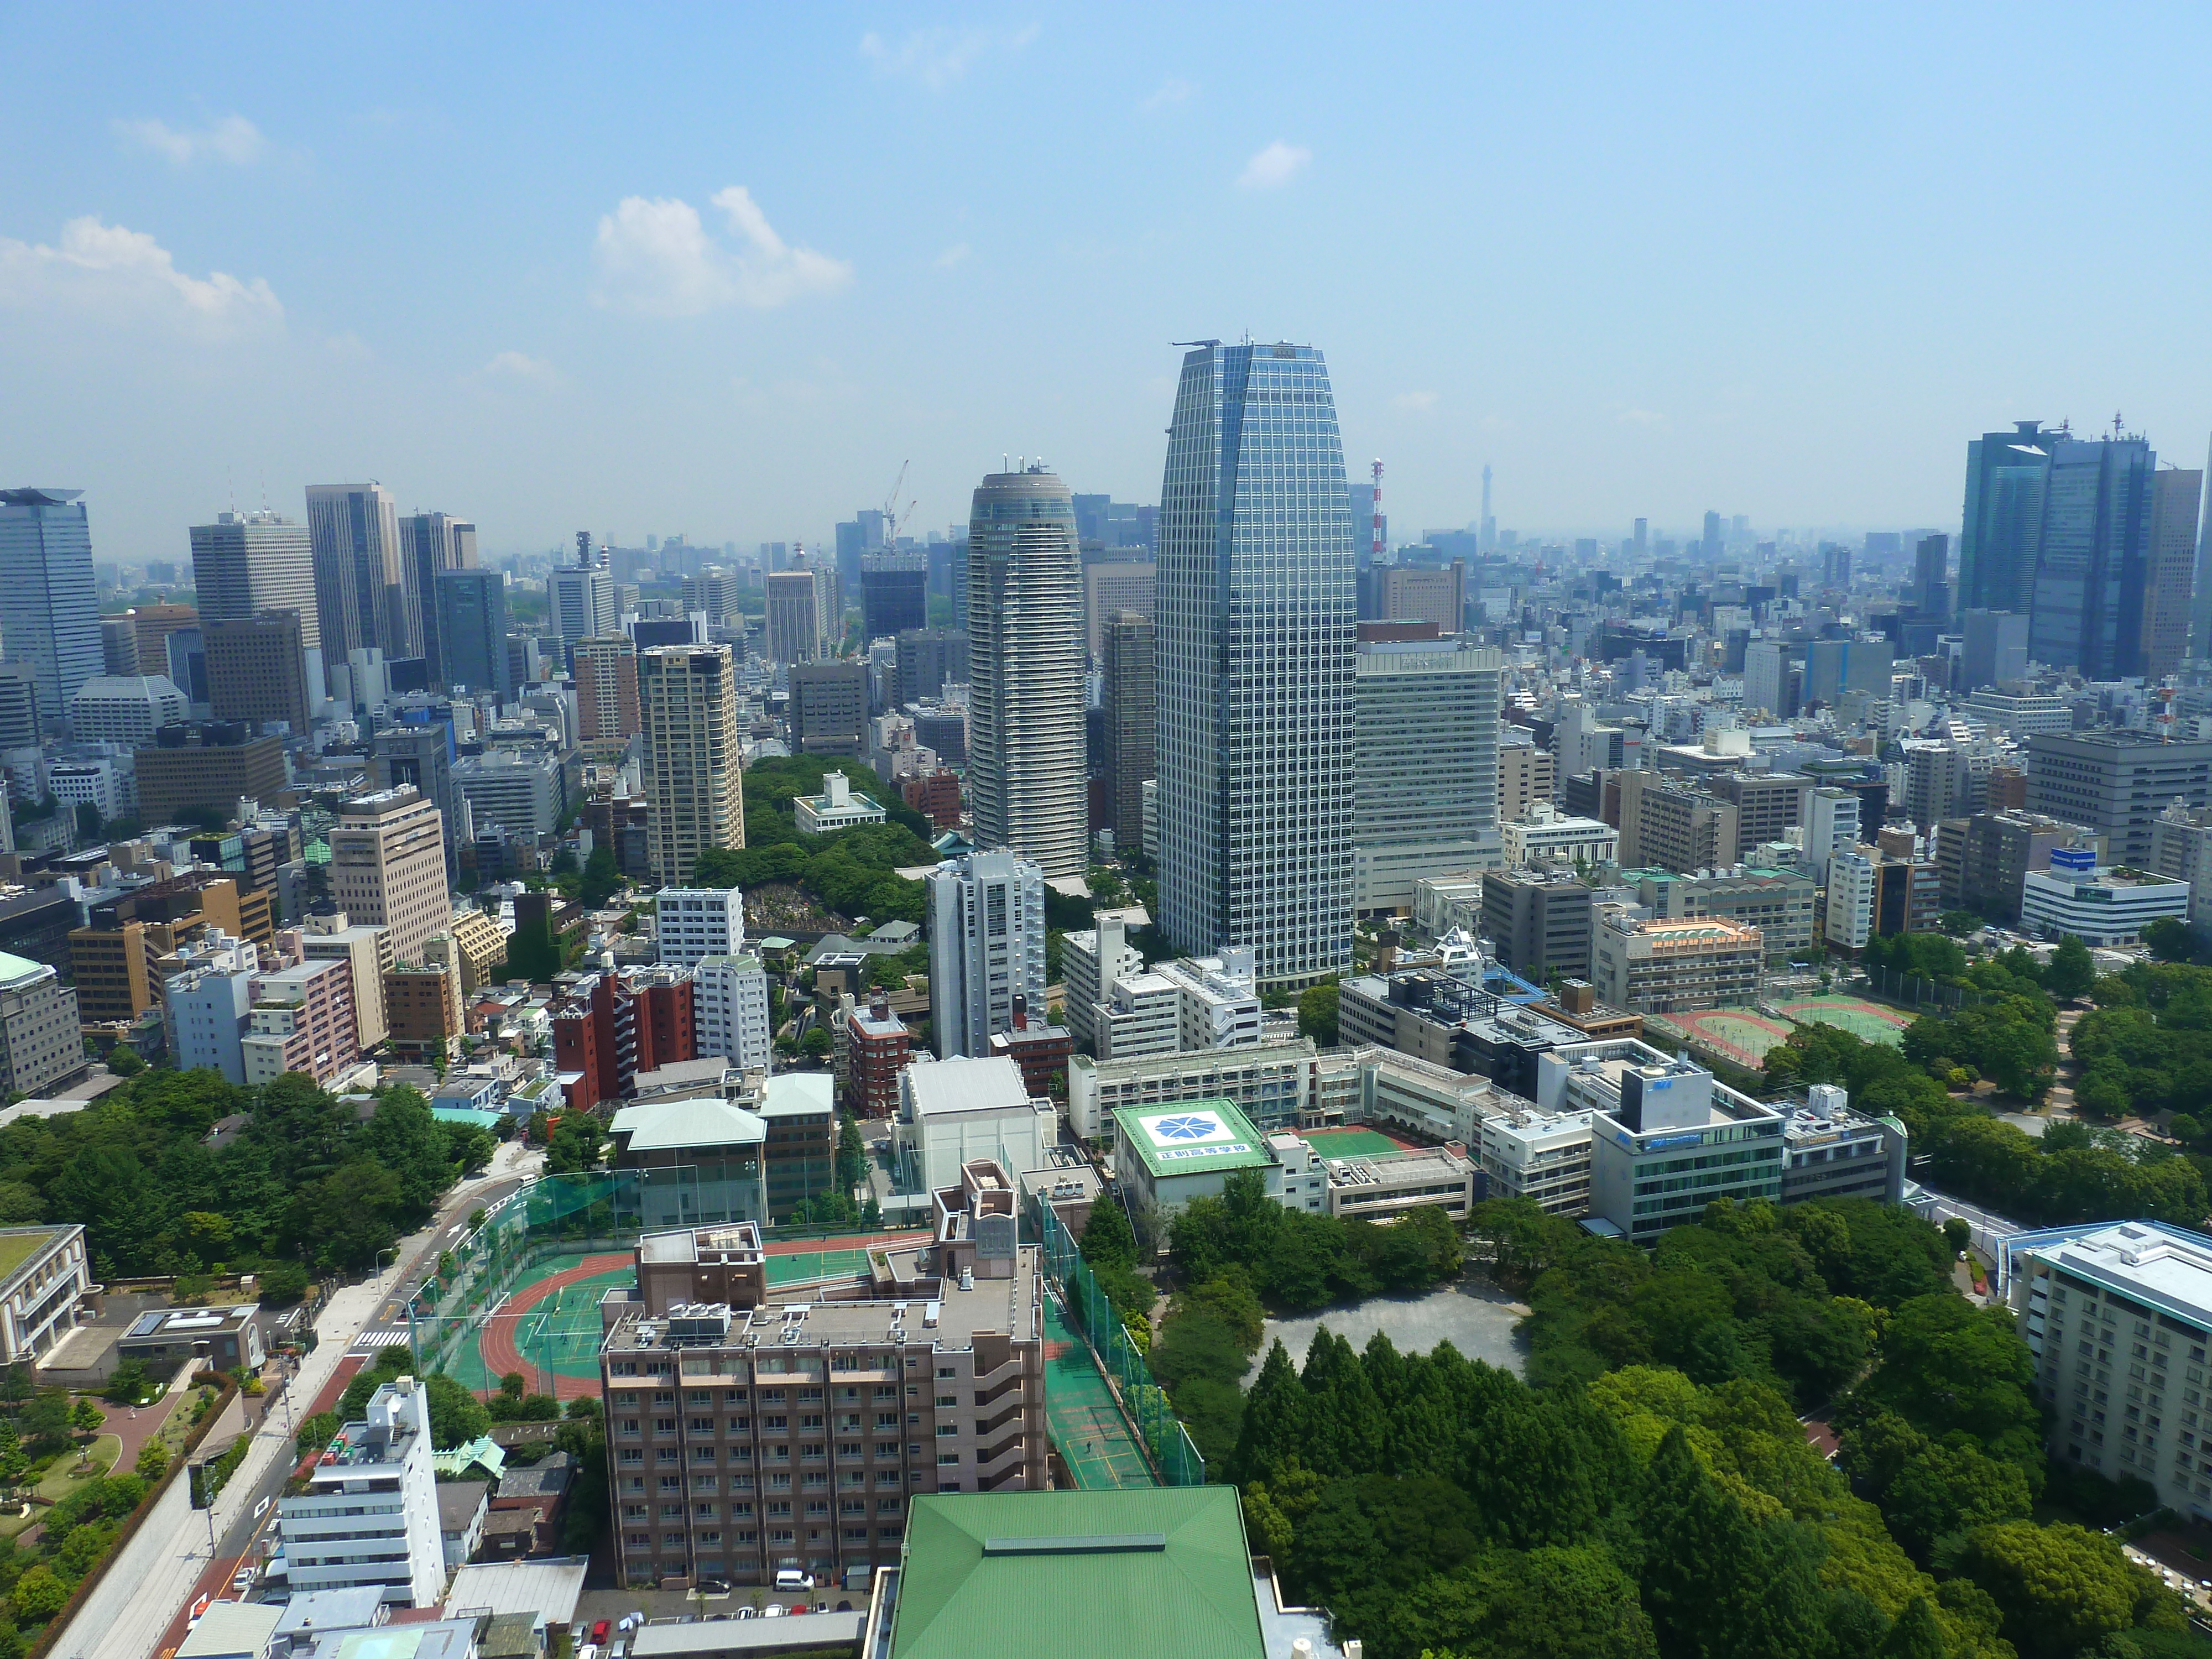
[353,1329,410,1350]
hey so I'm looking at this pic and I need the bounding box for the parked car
[774,1570,814,1593]
[591,1622,610,1644]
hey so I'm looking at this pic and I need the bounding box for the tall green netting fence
[404,1164,935,1383]
[1038,1203,1206,1486]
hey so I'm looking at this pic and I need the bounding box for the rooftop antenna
[227,466,236,515]
[2114,410,2126,439]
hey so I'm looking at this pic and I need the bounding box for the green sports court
[1043,1292,1154,1489]
[1775,995,1915,1046]
[452,1250,632,1396]
[1300,1126,1422,1159]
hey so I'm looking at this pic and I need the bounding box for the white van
[774,1569,814,1593]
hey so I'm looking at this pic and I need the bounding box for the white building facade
[277,1377,444,1606]
[694,953,772,1071]
[656,888,747,968]
[926,849,1046,1060]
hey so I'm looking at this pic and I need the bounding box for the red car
[591,1623,609,1645]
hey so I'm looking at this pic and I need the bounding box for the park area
[1670,994,1916,1071]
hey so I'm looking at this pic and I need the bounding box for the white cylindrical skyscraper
[966,466,1087,880]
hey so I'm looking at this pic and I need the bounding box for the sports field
[458,1250,632,1397]
[450,1230,937,1397]
[1775,995,1914,1045]
[1301,1126,1421,1159]
[1042,1291,1153,1489]
[1671,1008,1796,1070]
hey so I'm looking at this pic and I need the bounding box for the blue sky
[7,5,2212,563]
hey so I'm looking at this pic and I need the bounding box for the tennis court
[1673,1008,1796,1070]
[453,1250,633,1396]
[1301,1126,1421,1159]
[1043,1291,1154,1489]
[1776,995,1914,1046]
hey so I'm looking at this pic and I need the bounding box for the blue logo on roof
[1155,1114,1221,1141]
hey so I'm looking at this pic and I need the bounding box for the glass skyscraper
[1958,421,2056,619]
[1156,341,1355,988]
[1960,422,2172,680]
[0,488,101,733]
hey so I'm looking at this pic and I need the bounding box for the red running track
[476,1252,632,1399]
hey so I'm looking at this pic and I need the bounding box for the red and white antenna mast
[1370,460,1385,563]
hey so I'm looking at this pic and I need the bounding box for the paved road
[56,1141,542,1659]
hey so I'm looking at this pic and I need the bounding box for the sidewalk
[56,1145,535,1659]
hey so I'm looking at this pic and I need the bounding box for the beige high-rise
[640,644,744,884]
[328,787,448,968]
[574,634,640,761]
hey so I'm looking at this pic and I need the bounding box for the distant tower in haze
[1702,512,1723,559]
[1369,461,1386,565]
[967,465,1086,880]
[306,482,404,669]
[1480,465,1495,552]
[1156,341,1355,989]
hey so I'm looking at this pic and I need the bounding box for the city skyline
[11,9,2212,556]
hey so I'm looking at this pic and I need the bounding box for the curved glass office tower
[1156,342,1355,988]
[967,466,1087,879]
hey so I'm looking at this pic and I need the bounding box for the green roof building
[888,1488,1267,1659]
[1109,1098,1277,1212]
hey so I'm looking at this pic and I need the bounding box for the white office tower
[277,1375,444,1606]
[191,510,320,651]
[550,561,617,671]
[1061,913,1144,1052]
[1156,343,1355,988]
[655,888,747,968]
[1353,640,1504,914]
[966,467,1087,880]
[927,849,1047,1058]
[1804,787,1861,885]
[1825,848,1876,953]
[695,953,772,1070]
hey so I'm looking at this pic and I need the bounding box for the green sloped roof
[891,1489,1262,1659]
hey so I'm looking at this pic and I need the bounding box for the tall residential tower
[966,466,1087,880]
[639,643,744,884]
[1155,342,1356,987]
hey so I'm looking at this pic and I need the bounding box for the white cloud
[858,25,1037,91]
[934,242,971,269]
[114,115,267,166]
[1616,407,1668,427]
[479,350,562,389]
[1238,141,1311,189]
[592,188,852,317]
[1394,390,1439,412]
[0,216,282,333]
[1142,78,1194,112]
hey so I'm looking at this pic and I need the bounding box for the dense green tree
[1855,1295,2042,1470]
[362,1088,455,1212]
[1955,1521,2178,1659]
[1635,1426,1830,1659]
[2046,936,2098,1002]
[1078,1196,1137,1271]
[1297,983,1340,1045]
[1377,1544,1657,1659]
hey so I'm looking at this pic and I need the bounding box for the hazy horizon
[8,6,2212,563]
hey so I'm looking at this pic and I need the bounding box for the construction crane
[880,460,915,547]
